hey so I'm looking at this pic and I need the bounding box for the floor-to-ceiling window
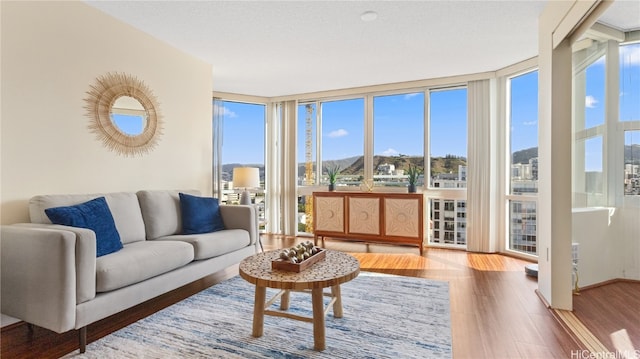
[566,34,640,290]
[296,98,364,234]
[507,70,539,256]
[621,42,640,198]
[296,102,317,233]
[373,92,425,189]
[573,40,607,207]
[428,87,468,247]
[321,99,365,187]
[217,101,267,221]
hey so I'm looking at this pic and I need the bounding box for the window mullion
[605,40,620,206]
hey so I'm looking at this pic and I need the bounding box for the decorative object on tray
[272,241,326,272]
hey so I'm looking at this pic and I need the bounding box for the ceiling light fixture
[361,10,378,22]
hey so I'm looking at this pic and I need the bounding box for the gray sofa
[0,190,258,353]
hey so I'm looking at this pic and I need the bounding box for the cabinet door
[384,197,420,238]
[315,196,344,233]
[348,196,380,235]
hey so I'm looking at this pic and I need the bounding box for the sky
[220,43,640,170]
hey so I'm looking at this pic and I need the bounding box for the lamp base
[240,190,252,205]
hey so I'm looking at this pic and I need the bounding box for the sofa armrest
[12,223,97,304]
[219,205,258,247]
[0,225,90,333]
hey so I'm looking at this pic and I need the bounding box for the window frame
[504,68,540,258]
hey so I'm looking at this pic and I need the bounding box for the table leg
[280,290,290,310]
[331,285,343,318]
[252,285,266,337]
[311,287,326,351]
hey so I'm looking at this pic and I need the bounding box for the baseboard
[578,277,640,292]
[0,314,21,329]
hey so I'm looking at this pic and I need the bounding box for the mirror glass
[111,96,147,136]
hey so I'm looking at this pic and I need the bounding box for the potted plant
[406,164,421,193]
[326,165,341,191]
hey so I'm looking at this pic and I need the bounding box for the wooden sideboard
[312,191,425,254]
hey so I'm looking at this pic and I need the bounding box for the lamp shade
[233,167,260,189]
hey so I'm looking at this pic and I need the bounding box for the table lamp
[233,167,260,205]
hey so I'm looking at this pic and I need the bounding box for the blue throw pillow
[45,197,123,257]
[179,193,225,235]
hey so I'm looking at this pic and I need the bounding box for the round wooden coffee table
[239,249,360,351]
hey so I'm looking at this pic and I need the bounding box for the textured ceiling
[86,1,640,97]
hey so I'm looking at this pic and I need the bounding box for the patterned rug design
[64,272,451,358]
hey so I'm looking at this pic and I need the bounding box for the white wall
[572,205,640,287]
[572,208,624,287]
[1,2,213,224]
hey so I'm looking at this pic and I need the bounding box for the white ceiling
[86,1,639,98]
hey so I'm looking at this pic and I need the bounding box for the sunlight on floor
[610,329,638,359]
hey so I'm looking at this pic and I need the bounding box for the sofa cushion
[95,240,194,292]
[179,193,225,234]
[137,190,200,240]
[30,192,146,244]
[45,197,123,257]
[156,229,250,260]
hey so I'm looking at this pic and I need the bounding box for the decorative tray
[272,247,326,273]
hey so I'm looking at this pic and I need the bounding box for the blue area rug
[65,272,451,358]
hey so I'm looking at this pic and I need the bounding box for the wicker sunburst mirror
[85,72,163,156]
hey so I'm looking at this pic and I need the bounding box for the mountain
[299,154,467,176]
[512,145,639,165]
[430,155,467,176]
[221,144,638,181]
[343,155,428,175]
[512,147,538,164]
[297,156,361,176]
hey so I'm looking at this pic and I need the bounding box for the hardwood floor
[1,235,592,358]
[307,238,582,359]
[572,281,640,355]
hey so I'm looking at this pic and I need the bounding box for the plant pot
[328,183,335,191]
[408,184,417,193]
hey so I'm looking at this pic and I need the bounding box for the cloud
[213,104,237,118]
[223,108,238,118]
[522,120,537,126]
[404,93,420,100]
[382,148,399,156]
[327,129,348,138]
[585,95,598,108]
